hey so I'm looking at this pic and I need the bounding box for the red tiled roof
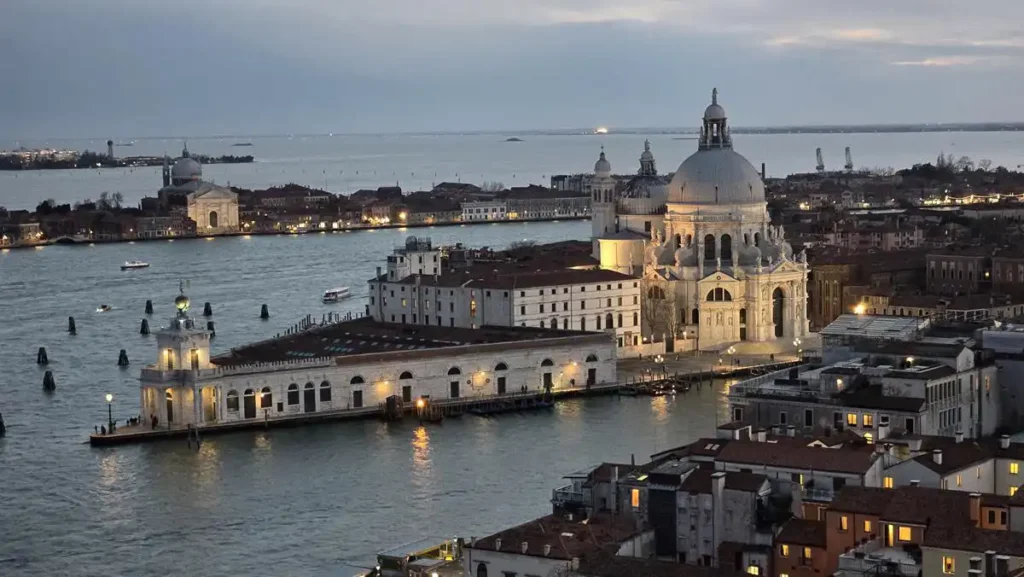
[715,440,879,475]
[677,469,768,494]
[471,513,642,561]
[924,525,1024,556]
[776,518,827,548]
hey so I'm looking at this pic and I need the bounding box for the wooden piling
[42,370,56,391]
[37,347,48,365]
[140,319,150,335]
[207,321,215,337]
[203,302,213,316]
[260,304,270,320]
[145,299,153,315]
[68,316,76,335]
[117,349,130,367]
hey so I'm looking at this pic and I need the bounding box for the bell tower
[590,147,618,257]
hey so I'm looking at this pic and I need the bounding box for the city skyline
[4,0,1024,139]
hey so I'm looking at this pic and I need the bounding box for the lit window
[978,467,983,479]
[956,474,962,487]
[401,298,407,307]
[803,547,812,560]
[847,413,857,426]
[898,526,912,542]
[630,488,640,508]
[780,544,790,557]
[1011,462,1020,475]
[884,477,894,489]
[780,574,790,577]
[839,515,849,531]
[943,556,955,574]
[746,566,760,576]
[863,414,874,427]
[864,433,874,445]
[470,299,477,317]
[864,520,872,533]
[1011,486,1019,497]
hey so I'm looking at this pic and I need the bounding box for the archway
[494,362,508,394]
[260,387,273,410]
[165,389,174,424]
[448,367,461,398]
[721,234,732,261]
[739,308,747,341]
[209,210,219,228]
[304,382,316,413]
[201,386,217,422]
[773,287,785,338]
[704,234,716,261]
[243,389,256,418]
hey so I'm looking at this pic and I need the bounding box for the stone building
[157,144,240,235]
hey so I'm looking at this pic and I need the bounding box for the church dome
[639,139,654,162]
[171,157,202,181]
[667,88,765,206]
[594,149,612,177]
[668,149,765,205]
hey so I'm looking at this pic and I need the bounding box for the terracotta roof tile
[776,519,827,548]
[715,440,879,475]
[924,526,1024,556]
[471,513,642,561]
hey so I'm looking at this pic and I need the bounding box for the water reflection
[650,396,670,422]
[412,426,431,470]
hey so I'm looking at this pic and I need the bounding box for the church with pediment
[158,144,240,235]
[592,89,810,352]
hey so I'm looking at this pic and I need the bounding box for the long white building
[138,291,617,429]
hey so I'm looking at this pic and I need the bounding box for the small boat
[322,287,351,303]
[121,260,149,270]
[96,305,112,313]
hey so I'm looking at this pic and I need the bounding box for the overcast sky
[3,0,1023,139]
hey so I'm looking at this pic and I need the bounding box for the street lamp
[105,393,113,432]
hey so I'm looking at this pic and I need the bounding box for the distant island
[0,149,254,171]
[232,142,253,147]
[505,137,523,142]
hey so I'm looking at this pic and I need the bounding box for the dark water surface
[0,221,729,577]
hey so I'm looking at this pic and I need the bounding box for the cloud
[891,56,996,67]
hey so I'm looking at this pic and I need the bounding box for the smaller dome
[703,103,726,120]
[594,150,612,177]
[640,139,654,162]
[171,157,202,181]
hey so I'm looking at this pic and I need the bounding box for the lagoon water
[4,130,1024,210]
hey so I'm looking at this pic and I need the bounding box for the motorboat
[96,305,112,313]
[121,260,149,270]
[322,287,351,303]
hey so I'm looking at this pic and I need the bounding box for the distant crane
[815,148,825,173]
[845,147,854,172]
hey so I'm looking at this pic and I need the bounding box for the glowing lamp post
[105,393,114,432]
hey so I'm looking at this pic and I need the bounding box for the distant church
[158,144,241,234]
[591,90,810,352]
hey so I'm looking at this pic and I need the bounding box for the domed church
[594,89,809,352]
[158,144,240,235]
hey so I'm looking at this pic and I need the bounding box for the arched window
[754,232,761,247]
[633,311,639,326]
[580,317,586,331]
[540,319,546,328]
[686,234,692,247]
[707,288,733,302]
[773,287,785,337]
[647,286,665,300]
[399,371,413,380]
[744,233,750,247]
[674,233,681,247]
[320,380,332,402]
[692,308,699,325]
[704,234,716,260]
[226,390,239,411]
[541,359,554,367]
[305,382,314,390]
[739,308,747,324]
[287,383,299,405]
[721,234,732,261]
[350,375,365,385]
[477,562,488,577]
[617,313,623,327]
[596,315,602,330]
[209,210,219,228]
[495,362,508,371]
[585,354,599,362]
[448,367,461,375]
[605,313,614,329]
[260,386,273,409]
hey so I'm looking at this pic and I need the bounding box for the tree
[481,181,506,192]
[111,192,124,208]
[954,156,975,173]
[979,159,993,172]
[97,192,111,211]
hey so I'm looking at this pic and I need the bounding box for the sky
[3,0,1024,139]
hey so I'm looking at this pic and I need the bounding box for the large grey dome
[171,157,202,181]
[667,148,765,205]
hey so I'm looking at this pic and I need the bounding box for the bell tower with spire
[590,147,618,257]
[699,87,732,150]
[140,281,215,428]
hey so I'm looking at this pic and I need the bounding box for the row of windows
[530,313,638,331]
[521,296,638,314]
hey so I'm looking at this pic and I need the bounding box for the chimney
[521,542,528,554]
[957,431,965,443]
[756,429,767,443]
[910,480,920,487]
[985,551,995,577]
[495,538,502,551]
[787,425,796,437]
[970,493,982,526]
[996,555,1009,577]
[544,544,551,556]
[933,449,943,465]
[1001,435,1010,450]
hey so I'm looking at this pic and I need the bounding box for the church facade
[593,90,810,352]
[158,145,241,235]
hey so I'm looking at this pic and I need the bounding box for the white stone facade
[461,201,507,221]
[188,185,240,234]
